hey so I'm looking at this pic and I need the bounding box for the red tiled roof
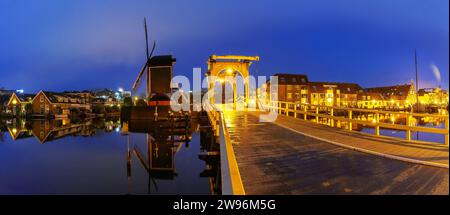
[365,84,412,100]
[357,92,385,100]
[309,82,362,94]
[272,73,309,85]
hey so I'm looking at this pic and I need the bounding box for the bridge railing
[205,102,245,195]
[260,100,449,145]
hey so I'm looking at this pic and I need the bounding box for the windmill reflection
[123,117,221,195]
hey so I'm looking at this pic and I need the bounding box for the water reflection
[0,117,220,195]
[1,118,120,144]
[122,118,221,195]
[311,113,447,144]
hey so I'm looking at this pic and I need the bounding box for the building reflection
[0,116,219,194]
[7,119,32,140]
[2,118,121,144]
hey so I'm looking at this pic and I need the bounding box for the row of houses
[259,73,448,110]
[0,89,121,118]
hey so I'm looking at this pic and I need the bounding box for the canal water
[361,123,446,144]
[313,113,447,144]
[0,117,220,195]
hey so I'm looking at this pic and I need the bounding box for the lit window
[287,93,293,99]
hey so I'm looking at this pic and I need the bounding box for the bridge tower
[206,55,259,107]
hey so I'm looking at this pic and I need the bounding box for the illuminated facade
[264,74,362,108]
[31,91,91,117]
[270,73,309,104]
[357,92,385,109]
[418,88,449,106]
[364,82,416,110]
[261,73,445,112]
[5,92,34,116]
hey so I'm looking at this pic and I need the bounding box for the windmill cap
[149,55,176,67]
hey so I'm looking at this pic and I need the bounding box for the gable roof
[309,82,363,94]
[32,91,85,104]
[7,92,35,105]
[365,84,412,100]
[272,73,309,85]
[357,92,385,100]
[308,82,327,93]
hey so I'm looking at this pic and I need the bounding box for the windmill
[132,17,156,98]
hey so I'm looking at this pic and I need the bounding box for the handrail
[205,103,245,195]
[267,100,449,118]
[262,100,449,145]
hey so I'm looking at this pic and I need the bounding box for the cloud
[430,63,441,84]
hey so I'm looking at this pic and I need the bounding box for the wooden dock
[222,110,449,194]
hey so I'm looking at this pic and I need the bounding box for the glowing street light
[118,88,124,93]
[226,68,233,75]
[391,116,396,123]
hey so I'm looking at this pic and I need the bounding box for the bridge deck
[270,113,449,166]
[223,110,449,195]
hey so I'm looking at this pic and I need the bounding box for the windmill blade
[148,41,156,59]
[144,17,149,59]
[132,61,148,91]
[144,17,156,59]
[132,17,156,92]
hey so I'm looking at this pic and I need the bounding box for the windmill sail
[132,61,149,91]
[132,17,156,93]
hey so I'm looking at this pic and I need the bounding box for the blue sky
[0,0,448,93]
